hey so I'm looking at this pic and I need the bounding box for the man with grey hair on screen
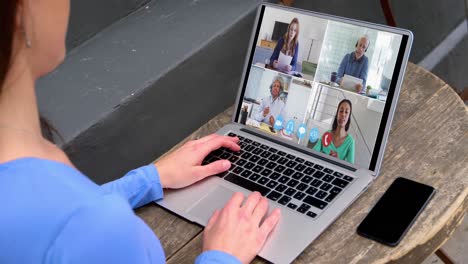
[336,35,370,93]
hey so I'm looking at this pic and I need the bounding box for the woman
[0,1,280,263]
[313,99,355,164]
[269,18,300,72]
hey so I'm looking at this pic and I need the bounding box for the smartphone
[357,177,435,246]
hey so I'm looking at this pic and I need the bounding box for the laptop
[158,3,412,263]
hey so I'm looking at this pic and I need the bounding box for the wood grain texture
[136,63,468,263]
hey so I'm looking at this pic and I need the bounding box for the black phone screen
[357,177,435,246]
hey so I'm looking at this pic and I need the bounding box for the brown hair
[0,0,19,91]
[281,17,300,56]
[0,0,62,144]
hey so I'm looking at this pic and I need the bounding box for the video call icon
[309,127,319,143]
[297,124,307,139]
[285,120,295,135]
[322,131,333,147]
[274,115,284,130]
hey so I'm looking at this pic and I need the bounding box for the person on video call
[254,77,286,127]
[336,35,370,93]
[313,99,355,164]
[269,18,300,72]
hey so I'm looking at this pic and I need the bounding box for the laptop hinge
[240,128,357,172]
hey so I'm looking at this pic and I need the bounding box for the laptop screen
[234,5,409,171]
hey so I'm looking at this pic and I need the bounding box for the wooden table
[135,63,468,263]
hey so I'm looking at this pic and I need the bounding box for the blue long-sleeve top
[0,157,240,264]
[336,52,369,90]
[269,37,299,71]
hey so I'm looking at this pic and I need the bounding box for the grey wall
[67,0,150,49]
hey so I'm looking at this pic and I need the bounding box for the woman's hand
[329,150,338,158]
[285,64,292,72]
[155,134,240,189]
[272,60,279,69]
[203,192,281,264]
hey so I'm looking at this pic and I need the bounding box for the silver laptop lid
[232,3,413,177]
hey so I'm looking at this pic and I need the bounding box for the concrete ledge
[37,0,262,183]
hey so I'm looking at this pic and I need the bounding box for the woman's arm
[100,164,163,209]
[269,37,284,67]
[345,136,355,164]
[290,42,299,71]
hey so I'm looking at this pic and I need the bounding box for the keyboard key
[220,152,231,160]
[315,190,327,199]
[253,165,263,173]
[275,184,287,192]
[294,192,306,200]
[330,187,342,194]
[249,173,261,181]
[297,183,308,191]
[240,170,252,178]
[300,176,313,184]
[343,175,354,182]
[277,151,287,156]
[244,162,255,170]
[252,141,261,146]
[269,172,281,180]
[305,161,314,167]
[278,176,289,184]
[277,157,288,165]
[239,142,248,149]
[324,168,334,174]
[236,159,247,166]
[258,177,269,185]
[322,174,334,183]
[287,203,298,209]
[244,138,252,144]
[284,188,296,196]
[233,166,244,175]
[252,148,263,155]
[306,211,317,218]
[313,164,324,170]
[286,160,298,168]
[295,157,305,163]
[320,183,332,191]
[224,173,270,196]
[260,144,269,150]
[286,179,299,188]
[278,196,291,205]
[333,172,344,178]
[269,147,278,153]
[286,154,296,160]
[325,192,338,202]
[292,172,304,180]
[294,164,306,172]
[228,156,239,163]
[332,178,349,188]
[228,132,237,137]
[304,167,316,175]
[283,168,294,176]
[306,187,318,195]
[241,152,252,159]
[249,155,260,162]
[266,181,278,189]
[267,191,282,201]
[266,161,277,169]
[274,165,286,173]
[258,158,269,166]
[212,149,223,156]
[297,204,311,214]
[304,195,328,210]
[311,179,322,187]
[244,145,255,152]
[260,151,271,158]
[268,154,280,162]
[260,168,272,177]
[312,171,325,179]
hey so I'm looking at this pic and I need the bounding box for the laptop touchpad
[187,185,236,226]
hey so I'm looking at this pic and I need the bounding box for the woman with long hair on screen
[0,0,280,263]
[313,99,355,164]
[269,17,300,72]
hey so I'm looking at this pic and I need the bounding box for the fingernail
[223,160,231,169]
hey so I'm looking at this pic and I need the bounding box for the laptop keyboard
[202,132,355,219]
